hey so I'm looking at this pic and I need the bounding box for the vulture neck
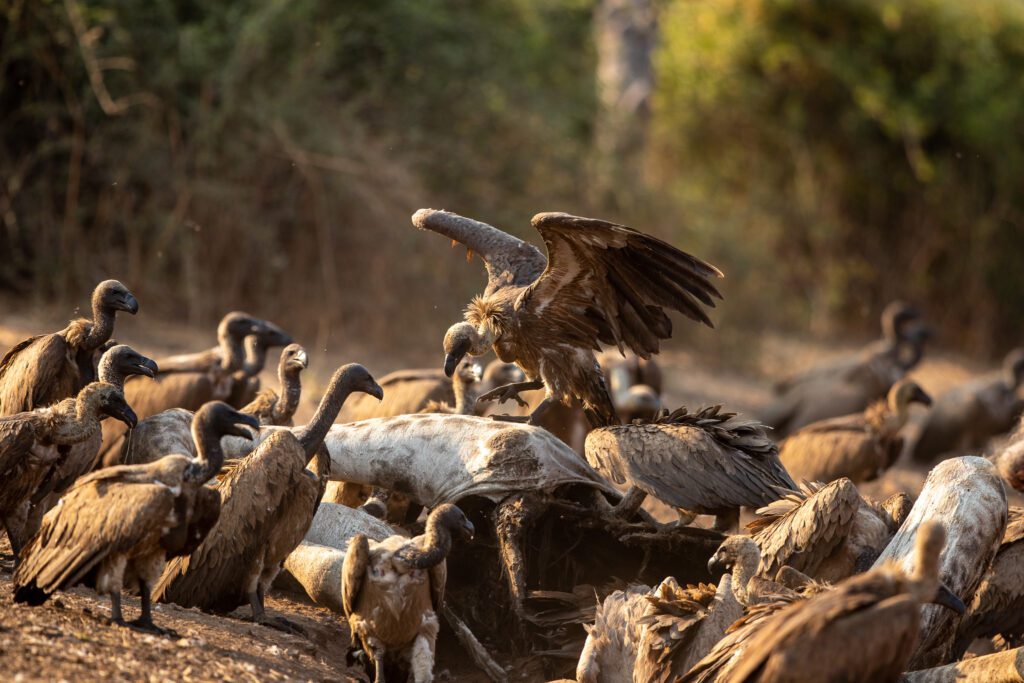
[897,338,924,371]
[452,374,479,415]
[82,297,117,353]
[48,396,100,445]
[97,356,126,389]
[395,514,453,570]
[218,329,247,373]
[885,394,913,432]
[296,370,359,461]
[277,363,303,424]
[240,337,268,378]
[730,543,761,607]
[190,415,226,483]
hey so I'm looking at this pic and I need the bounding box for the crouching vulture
[584,405,795,530]
[342,503,474,683]
[414,208,722,427]
[154,364,383,631]
[0,279,138,416]
[13,402,257,633]
[0,382,137,557]
[779,378,932,485]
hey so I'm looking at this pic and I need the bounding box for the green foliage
[654,0,1024,351]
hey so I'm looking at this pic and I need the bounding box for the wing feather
[0,334,79,414]
[342,533,369,617]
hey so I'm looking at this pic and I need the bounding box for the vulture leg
[712,508,740,533]
[494,492,544,623]
[108,591,126,627]
[613,486,648,520]
[129,581,173,636]
[526,397,556,426]
[409,610,440,683]
[477,380,544,408]
[3,503,30,564]
[677,508,698,525]
[252,582,306,635]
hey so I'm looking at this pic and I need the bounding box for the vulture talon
[128,618,175,637]
[477,380,541,408]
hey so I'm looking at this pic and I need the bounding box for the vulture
[599,351,663,423]
[342,503,475,683]
[779,378,932,485]
[13,402,257,632]
[0,279,138,416]
[154,364,383,630]
[993,417,1024,493]
[747,479,911,582]
[225,324,296,408]
[576,584,651,683]
[0,382,137,556]
[952,506,1024,657]
[911,348,1024,463]
[338,368,455,423]
[420,360,482,415]
[686,521,965,683]
[706,535,798,607]
[414,208,722,427]
[239,343,308,426]
[584,406,795,530]
[761,301,930,438]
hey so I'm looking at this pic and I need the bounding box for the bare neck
[297,372,358,461]
[731,545,760,606]
[452,376,478,415]
[47,398,101,445]
[82,297,116,352]
[241,338,268,377]
[219,332,246,372]
[276,366,303,424]
[395,515,453,570]
[190,417,225,482]
[97,356,125,389]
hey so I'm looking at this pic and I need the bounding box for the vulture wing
[14,478,175,598]
[153,347,223,374]
[519,212,723,359]
[0,415,39,476]
[341,533,370,617]
[0,334,79,414]
[412,209,547,294]
[749,478,861,578]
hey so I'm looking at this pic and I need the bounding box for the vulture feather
[238,343,308,426]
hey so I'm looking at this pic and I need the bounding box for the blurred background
[3,0,1024,371]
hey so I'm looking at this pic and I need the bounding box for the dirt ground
[0,310,1018,681]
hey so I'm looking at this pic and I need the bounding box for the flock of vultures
[1,209,1023,683]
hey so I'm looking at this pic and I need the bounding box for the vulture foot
[612,486,648,520]
[260,615,308,636]
[128,617,176,637]
[488,414,530,424]
[477,380,543,408]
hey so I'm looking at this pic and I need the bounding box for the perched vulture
[585,406,795,530]
[414,208,722,427]
[0,280,138,416]
[688,522,965,683]
[912,348,1024,463]
[13,402,258,632]
[747,479,910,582]
[239,343,308,426]
[779,379,932,485]
[154,364,383,630]
[952,506,1024,657]
[761,301,930,438]
[0,382,137,556]
[342,503,474,683]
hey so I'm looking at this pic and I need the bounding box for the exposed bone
[873,456,1008,669]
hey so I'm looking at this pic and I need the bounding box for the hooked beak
[444,352,464,378]
[461,519,476,541]
[229,412,261,439]
[912,386,933,407]
[105,399,138,429]
[294,350,309,369]
[261,321,293,347]
[932,584,966,614]
[707,555,727,576]
[366,380,384,402]
[135,357,159,379]
[118,293,140,315]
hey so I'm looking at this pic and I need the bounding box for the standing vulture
[13,402,257,632]
[239,343,308,426]
[414,209,722,427]
[584,406,795,530]
[342,503,475,683]
[225,324,296,408]
[154,364,383,630]
[690,522,965,683]
[779,379,932,485]
[0,280,138,416]
[912,348,1024,463]
[761,301,929,438]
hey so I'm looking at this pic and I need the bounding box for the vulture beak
[912,386,933,407]
[444,352,464,378]
[261,321,293,347]
[135,357,159,378]
[366,380,384,402]
[118,293,140,315]
[707,554,727,577]
[295,350,309,369]
[228,412,261,439]
[104,398,138,429]
[932,584,966,614]
[460,519,476,541]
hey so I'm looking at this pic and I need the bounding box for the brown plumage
[342,503,474,683]
[420,360,482,415]
[779,379,932,485]
[13,402,257,633]
[0,280,138,416]
[761,301,929,438]
[239,343,308,426]
[339,368,454,423]
[0,382,137,556]
[912,348,1024,463]
[154,364,383,627]
[953,506,1024,657]
[706,535,799,608]
[747,479,909,582]
[686,521,964,683]
[415,209,722,428]
[585,406,795,530]
[576,584,651,683]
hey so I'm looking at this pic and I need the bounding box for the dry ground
[0,310,1017,680]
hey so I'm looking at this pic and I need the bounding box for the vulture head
[434,503,476,542]
[881,300,920,343]
[194,401,261,443]
[219,312,266,344]
[337,363,384,402]
[78,382,138,428]
[909,521,965,614]
[100,344,159,380]
[707,535,760,578]
[443,322,490,377]
[1003,348,1024,389]
[94,279,139,315]
[280,343,309,375]
[455,359,483,385]
[618,385,661,423]
[252,319,293,349]
[889,379,932,413]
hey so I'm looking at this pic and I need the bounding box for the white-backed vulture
[706,535,798,607]
[239,343,308,426]
[420,360,482,415]
[154,364,383,630]
[415,208,722,427]
[599,351,663,423]
[687,522,964,683]
[584,406,795,530]
[13,402,258,632]
[953,507,1024,657]
[912,348,1024,463]
[779,379,932,485]
[224,321,295,408]
[342,503,475,683]
[747,479,909,582]
[0,382,137,556]
[339,368,453,423]
[760,301,930,438]
[0,280,138,416]
[576,584,651,683]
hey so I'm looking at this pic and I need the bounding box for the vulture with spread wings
[414,209,723,427]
